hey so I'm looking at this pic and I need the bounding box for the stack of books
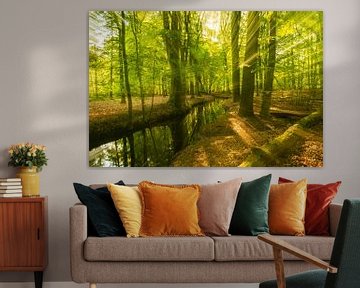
[0,178,22,197]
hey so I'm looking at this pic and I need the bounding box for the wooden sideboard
[0,197,48,288]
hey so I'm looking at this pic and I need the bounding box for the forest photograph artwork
[89,11,323,167]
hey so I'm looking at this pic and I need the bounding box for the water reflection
[89,100,226,167]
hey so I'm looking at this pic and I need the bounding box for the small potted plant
[8,142,48,197]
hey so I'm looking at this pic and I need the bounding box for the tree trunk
[142,129,148,167]
[94,67,98,99]
[128,134,136,167]
[318,12,323,91]
[260,11,277,117]
[187,12,196,98]
[231,11,241,102]
[239,12,260,117]
[162,11,186,111]
[122,137,128,167]
[109,39,114,99]
[111,12,126,103]
[291,48,296,96]
[118,41,126,104]
[114,140,120,166]
[120,11,133,126]
[130,12,145,121]
[182,11,190,97]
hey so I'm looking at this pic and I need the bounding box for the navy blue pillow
[73,181,126,237]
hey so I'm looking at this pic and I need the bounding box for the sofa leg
[89,283,96,288]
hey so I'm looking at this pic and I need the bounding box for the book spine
[0,183,22,186]
[0,178,21,182]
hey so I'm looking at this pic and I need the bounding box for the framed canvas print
[88,11,323,167]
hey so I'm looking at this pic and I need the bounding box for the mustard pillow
[107,183,142,238]
[138,181,204,237]
[269,179,307,236]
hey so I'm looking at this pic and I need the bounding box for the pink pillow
[278,177,341,235]
[198,178,242,236]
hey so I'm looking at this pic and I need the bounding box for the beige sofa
[70,203,342,288]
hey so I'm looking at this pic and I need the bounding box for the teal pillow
[229,174,271,236]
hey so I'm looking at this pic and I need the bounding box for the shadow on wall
[0,0,86,283]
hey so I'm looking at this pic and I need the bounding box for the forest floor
[171,100,323,167]
[89,95,214,120]
[89,92,323,167]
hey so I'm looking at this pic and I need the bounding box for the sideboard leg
[34,271,43,288]
[90,283,97,288]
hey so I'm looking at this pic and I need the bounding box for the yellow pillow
[269,179,307,236]
[138,181,204,237]
[107,183,142,238]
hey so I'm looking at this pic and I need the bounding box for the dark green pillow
[229,174,271,236]
[73,181,126,237]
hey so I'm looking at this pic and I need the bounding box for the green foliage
[8,143,48,171]
[89,11,322,104]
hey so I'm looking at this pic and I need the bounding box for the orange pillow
[269,179,307,236]
[138,181,204,237]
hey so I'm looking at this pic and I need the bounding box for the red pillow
[278,177,341,236]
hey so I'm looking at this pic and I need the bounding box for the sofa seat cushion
[212,236,334,261]
[84,236,214,261]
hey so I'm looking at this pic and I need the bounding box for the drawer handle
[37,228,40,240]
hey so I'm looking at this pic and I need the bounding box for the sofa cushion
[139,181,203,237]
[73,181,126,237]
[107,184,142,238]
[229,174,271,236]
[212,235,334,261]
[278,177,341,236]
[84,236,214,261]
[269,179,307,236]
[198,178,242,236]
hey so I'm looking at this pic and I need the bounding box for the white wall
[0,0,359,283]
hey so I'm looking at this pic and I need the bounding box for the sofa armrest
[329,203,342,237]
[69,203,88,283]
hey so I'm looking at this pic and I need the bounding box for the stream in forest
[89,100,226,167]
